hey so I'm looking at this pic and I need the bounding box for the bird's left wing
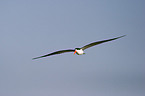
[81,35,126,50]
[33,49,75,60]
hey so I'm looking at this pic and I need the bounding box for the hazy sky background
[0,0,145,96]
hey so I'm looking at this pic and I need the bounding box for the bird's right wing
[33,49,75,60]
[81,35,126,50]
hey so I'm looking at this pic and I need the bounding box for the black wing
[33,49,75,60]
[81,35,126,50]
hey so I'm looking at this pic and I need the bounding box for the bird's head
[73,48,83,55]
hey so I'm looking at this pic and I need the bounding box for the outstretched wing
[33,49,75,60]
[81,35,126,50]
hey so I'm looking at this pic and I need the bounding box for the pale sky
[0,0,145,96]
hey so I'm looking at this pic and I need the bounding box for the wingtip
[32,58,37,60]
[32,57,41,60]
[117,35,126,39]
[120,35,126,37]
[121,35,126,37]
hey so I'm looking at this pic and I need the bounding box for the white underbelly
[76,49,84,55]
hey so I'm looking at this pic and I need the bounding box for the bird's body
[33,35,125,60]
[74,48,85,55]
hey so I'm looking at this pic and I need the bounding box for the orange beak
[73,50,77,55]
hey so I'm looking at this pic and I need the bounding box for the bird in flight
[33,35,125,60]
